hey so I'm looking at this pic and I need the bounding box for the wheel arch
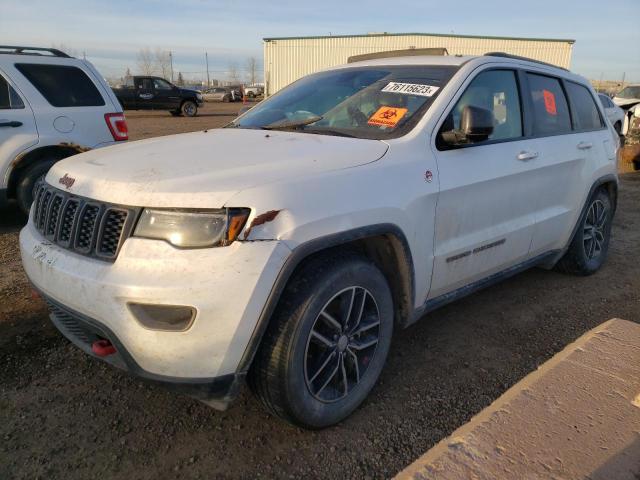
[236,223,416,376]
[6,144,87,198]
[542,173,618,269]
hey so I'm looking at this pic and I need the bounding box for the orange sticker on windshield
[368,106,408,128]
[543,89,557,115]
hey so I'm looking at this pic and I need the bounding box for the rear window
[567,82,604,131]
[15,63,105,107]
[598,94,612,108]
[526,73,571,136]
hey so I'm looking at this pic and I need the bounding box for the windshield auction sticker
[368,106,408,128]
[381,82,440,97]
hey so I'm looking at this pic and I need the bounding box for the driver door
[429,68,539,299]
[153,78,181,109]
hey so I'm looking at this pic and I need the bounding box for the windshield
[616,86,640,99]
[230,65,458,139]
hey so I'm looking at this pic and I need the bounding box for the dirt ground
[1,104,639,479]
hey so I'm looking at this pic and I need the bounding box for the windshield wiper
[261,115,323,130]
[302,127,357,138]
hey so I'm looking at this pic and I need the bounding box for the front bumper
[20,219,290,385]
[41,291,239,408]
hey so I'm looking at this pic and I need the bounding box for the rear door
[0,70,38,187]
[429,68,538,299]
[524,73,607,255]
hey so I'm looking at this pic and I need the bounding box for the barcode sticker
[381,82,440,97]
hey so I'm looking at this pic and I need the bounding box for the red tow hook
[92,339,116,357]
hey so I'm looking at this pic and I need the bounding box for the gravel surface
[1,106,639,479]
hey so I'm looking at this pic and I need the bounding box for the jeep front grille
[31,183,139,262]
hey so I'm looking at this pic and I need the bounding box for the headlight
[134,208,250,248]
[196,93,203,100]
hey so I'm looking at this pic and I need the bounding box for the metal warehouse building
[263,32,575,95]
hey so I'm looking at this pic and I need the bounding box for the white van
[0,46,127,213]
[20,52,619,428]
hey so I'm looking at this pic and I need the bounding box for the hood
[46,128,389,208]
[180,88,200,96]
[613,96,640,109]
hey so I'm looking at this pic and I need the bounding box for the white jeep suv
[0,46,127,213]
[20,53,619,428]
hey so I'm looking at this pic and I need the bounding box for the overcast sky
[2,0,639,83]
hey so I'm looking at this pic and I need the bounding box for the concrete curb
[394,318,640,480]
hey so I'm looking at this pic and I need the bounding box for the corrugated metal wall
[263,33,574,95]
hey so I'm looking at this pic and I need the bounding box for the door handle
[577,141,593,150]
[0,120,23,128]
[516,151,538,161]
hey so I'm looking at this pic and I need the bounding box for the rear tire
[249,251,393,429]
[555,188,613,276]
[16,159,58,214]
[181,101,198,117]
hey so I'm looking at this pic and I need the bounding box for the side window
[15,64,105,107]
[153,79,172,90]
[140,78,153,90]
[598,94,612,108]
[0,75,25,109]
[525,73,571,136]
[567,82,604,131]
[444,69,522,143]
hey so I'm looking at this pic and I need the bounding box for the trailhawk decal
[368,106,408,128]
[381,82,440,97]
[446,238,506,263]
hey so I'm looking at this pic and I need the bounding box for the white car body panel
[20,54,619,404]
[20,219,291,378]
[599,93,627,135]
[46,129,389,208]
[0,53,123,191]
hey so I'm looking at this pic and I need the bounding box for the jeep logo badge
[59,173,75,189]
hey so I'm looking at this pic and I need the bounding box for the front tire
[249,252,393,429]
[181,101,198,117]
[16,159,58,214]
[556,188,613,276]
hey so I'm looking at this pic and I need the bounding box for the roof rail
[0,45,71,58]
[348,47,449,63]
[484,52,568,71]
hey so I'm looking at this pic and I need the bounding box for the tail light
[104,113,128,141]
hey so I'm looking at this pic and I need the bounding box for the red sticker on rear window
[543,89,557,115]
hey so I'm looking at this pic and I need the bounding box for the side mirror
[441,105,494,145]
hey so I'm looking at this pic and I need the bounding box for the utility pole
[205,52,210,87]
[169,51,174,82]
[621,72,626,87]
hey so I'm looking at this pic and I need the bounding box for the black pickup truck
[113,76,204,117]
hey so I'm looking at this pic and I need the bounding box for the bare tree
[176,72,184,86]
[137,48,155,75]
[246,57,258,85]
[228,62,239,84]
[154,48,172,80]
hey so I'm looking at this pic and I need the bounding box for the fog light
[128,303,196,332]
